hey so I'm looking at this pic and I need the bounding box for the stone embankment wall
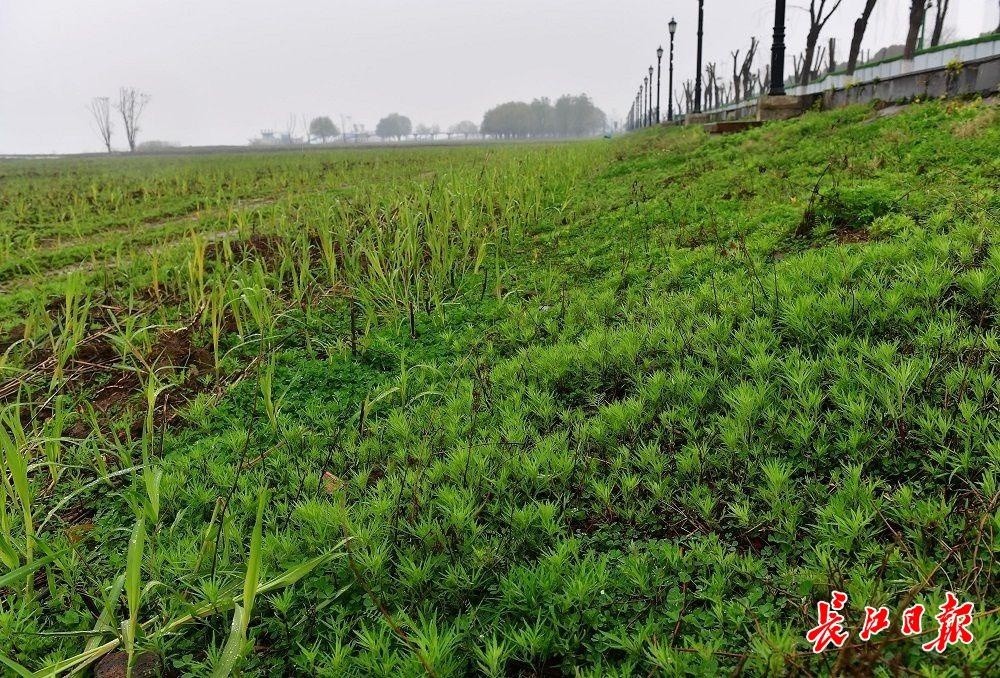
[683,35,1000,126]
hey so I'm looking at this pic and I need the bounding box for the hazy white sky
[1,0,996,153]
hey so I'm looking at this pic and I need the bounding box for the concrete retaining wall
[792,36,1000,96]
[822,56,1000,107]
[684,35,1000,125]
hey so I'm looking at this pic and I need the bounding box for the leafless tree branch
[115,87,150,152]
[89,96,113,153]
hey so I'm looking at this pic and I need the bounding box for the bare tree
[793,52,806,83]
[828,37,836,72]
[115,87,149,152]
[812,45,828,81]
[847,0,878,74]
[731,50,742,103]
[904,1,928,60]
[740,38,759,100]
[300,114,311,143]
[284,114,298,143]
[930,0,950,47]
[705,63,717,109]
[801,0,844,85]
[757,65,770,94]
[89,96,113,153]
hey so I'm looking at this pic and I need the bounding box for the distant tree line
[449,121,479,138]
[480,95,606,139]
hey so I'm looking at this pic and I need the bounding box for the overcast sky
[1,0,997,154]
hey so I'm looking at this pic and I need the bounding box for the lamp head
[669,17,677,35]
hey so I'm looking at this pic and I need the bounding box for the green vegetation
[0,98,998,675]
[481,95,606,139]
[375,114,413,141]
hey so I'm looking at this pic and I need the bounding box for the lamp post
[648,66,654,126]
[656,47,664,124]
[643,77,648,126]
[668,17,677,121]
[695,0,704,113]
[769,0,786,95]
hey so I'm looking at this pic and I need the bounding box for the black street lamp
[668,17,677,121]
[695,0,704,113]
[769,0,786,95]
[648,66,654,126]
[642,77,648,127]
[656,47,663,124]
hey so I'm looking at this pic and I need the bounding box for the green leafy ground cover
[0,99,998,675]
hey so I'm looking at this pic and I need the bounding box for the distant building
[249,129,303,146]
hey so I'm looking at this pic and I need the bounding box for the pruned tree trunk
[904,0,927,60]
[847,0,878,75]
[828,37,836,72]
[705,63,717,109]
[801,0,844,85]
[931,0,949,47]
[732,50,741,103]
[812,46,827,81]
[801,31,819,85]
[740,38,758,100]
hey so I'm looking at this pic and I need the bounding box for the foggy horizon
[2,0,998,155]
